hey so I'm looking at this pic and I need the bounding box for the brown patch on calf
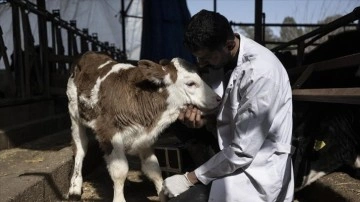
[72,52,118,121]
[78,102,99,122]
[165,62,178,83]
[73,52,116,97]
[96,65,169,133]
[71,52,180,152]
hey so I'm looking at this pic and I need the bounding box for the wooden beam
[292,88,360,105]
[292,53,360,89]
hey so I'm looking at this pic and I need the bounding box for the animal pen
[0,0,359,201]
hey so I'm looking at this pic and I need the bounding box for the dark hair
[184,9,234,52]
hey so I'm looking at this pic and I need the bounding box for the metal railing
[0,0,126,104]
[271,6,360,67]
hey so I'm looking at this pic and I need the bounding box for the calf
[292,102,360,191]
[66,51,221,202]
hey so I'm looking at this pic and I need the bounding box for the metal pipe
[254,0,263,44]
[121,0,126,59]
[213,0,217,12]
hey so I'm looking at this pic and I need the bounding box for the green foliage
[280,17,304,42]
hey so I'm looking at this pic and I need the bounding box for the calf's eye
[186,81,197,87]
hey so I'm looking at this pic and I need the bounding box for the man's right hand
[178,105,207,128]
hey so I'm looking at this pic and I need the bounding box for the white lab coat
[194,34,294,202]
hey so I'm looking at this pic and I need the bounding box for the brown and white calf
[66,51,221,202]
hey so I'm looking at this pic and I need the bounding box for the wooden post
[91,33,98,51]
[0,27,11,71]
[20,6,35,96]
[69,20,78,56]
[37,0,50,96]
[81,28,89,53]
[0,26,16,97]
[11,2,25,97]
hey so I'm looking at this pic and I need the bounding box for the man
[162,9,294,202]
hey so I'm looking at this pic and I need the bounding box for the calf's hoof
[159,189,168,202]
[67,193,82,201]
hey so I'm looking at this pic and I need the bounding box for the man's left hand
[179,105,207,128]
[162,173,194,198]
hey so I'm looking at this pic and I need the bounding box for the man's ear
[226,40,236,51]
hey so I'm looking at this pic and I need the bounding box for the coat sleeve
[194,72,279,185]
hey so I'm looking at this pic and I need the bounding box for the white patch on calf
[119,124,169,194]
[296,170,327,191]
[98,60,112,69]
[80,63,135,108]
[112,63,135,70]
[120,125,148,155]
[354,155,360,168]
[67,77,89,198]
[163,74,172,86]
[106,129,163,201]
[139,150,163,194]
[66,77,79,119]
[355,66,360,78]
[121,124,165,156]
[84,119,96,129]
[68,120,88,197]
[105,133,128,202]
[169,58,221,112]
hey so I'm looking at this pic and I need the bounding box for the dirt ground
[81,162,360,202]
[81,159,160,202]
[295,171,360,202]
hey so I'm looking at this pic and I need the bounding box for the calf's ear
[138,60,158,68]
[138,60,171,86]
[159,59,171,66]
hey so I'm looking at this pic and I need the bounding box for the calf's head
[138,58,221,113]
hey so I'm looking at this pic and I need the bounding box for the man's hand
[179,105,207,128]
[162,173,194,198]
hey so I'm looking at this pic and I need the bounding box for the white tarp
[0,0,142,70]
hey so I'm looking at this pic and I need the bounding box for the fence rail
[0,0,126,104]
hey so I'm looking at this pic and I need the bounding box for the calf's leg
[104,135,129,202]
[68,119,88,199]
[139,148,164,194]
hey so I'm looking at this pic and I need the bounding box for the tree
[302,14,353,53]
[233,24,279,49]
[280,17,304,42]
[233,25,254,38]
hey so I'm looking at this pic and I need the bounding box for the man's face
[193,46,229,70]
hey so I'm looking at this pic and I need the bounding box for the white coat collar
[224,33,245,91]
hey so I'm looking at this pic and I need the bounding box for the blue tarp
[140,0,195,63]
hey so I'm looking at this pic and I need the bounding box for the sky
[186,0,360,36]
